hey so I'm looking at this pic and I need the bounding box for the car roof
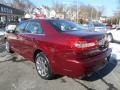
[21,18,65,22]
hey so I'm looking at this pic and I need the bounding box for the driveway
[0,41,120,90]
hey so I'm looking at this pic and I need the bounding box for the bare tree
[0,0,12,5]
[12,0,25,9]
[110,0,120,24]
[52,1,65,13]
[52,1,103,21]
[0,0,35,13]
[0,0,5,4]
[52,1,66,19]
[78,5,103,20]
[23,0,35,13]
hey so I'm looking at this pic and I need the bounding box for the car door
[9,21,28,54]
[21,21,44,60]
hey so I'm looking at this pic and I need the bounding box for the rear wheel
[35,52,54,80]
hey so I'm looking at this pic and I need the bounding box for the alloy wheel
[36,55,49,77]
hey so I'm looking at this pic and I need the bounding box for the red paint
[7,19,112,78]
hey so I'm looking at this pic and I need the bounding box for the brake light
[68,38,98,51]
[75,42,95,48]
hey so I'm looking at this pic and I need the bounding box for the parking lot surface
[0,38,120,90]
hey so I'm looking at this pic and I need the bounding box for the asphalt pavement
[0,38,120,90]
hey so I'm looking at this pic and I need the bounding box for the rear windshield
[48,20,86,32]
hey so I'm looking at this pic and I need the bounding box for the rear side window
[48,20,85,32]
[93,22,105,27]
[88,23,94,27]
[26,21,43,34]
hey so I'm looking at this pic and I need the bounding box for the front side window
[26,21,43,34]
[15,22,28,33]
[48,20,85,32]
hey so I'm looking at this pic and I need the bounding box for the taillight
[75,42,95,48]
[68,38,98,51]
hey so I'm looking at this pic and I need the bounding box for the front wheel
[35,52,54,80]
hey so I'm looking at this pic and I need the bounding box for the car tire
[35,52,54,80]
[5,41,14,53]
[107,34,113,42]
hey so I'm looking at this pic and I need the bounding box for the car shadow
[100,78,118,90]
[72,78,96,90]
[0,59,12,63]
[11,56,26,62]
[0,55,26,63]
[53,75,64,80]
[72,77,118,90]
[82,54,117,81]
[72,54,118,90]
[0,44,5,53]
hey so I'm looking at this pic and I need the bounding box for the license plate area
[94,59,108,72]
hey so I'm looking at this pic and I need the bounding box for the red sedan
[6,19,112,80]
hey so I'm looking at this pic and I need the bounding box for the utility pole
[96,6,99,20]
[119,19,120,25]
[76,0,78,22]
[96,11,98,20]
[91,7,93,20]
[114,11,120,25]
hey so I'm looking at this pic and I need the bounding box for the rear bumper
[61,48,112,78]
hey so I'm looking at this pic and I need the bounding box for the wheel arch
[33,49,43,62]
[34,48,55,80]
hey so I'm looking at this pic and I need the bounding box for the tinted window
[16,22,28,33]
[48,20,85,31]
[88,22,94,27]
[26,21,43,34]
[89,22,105,27]
[93,23,105,27]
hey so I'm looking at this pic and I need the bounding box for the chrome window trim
[18,33,45,36]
